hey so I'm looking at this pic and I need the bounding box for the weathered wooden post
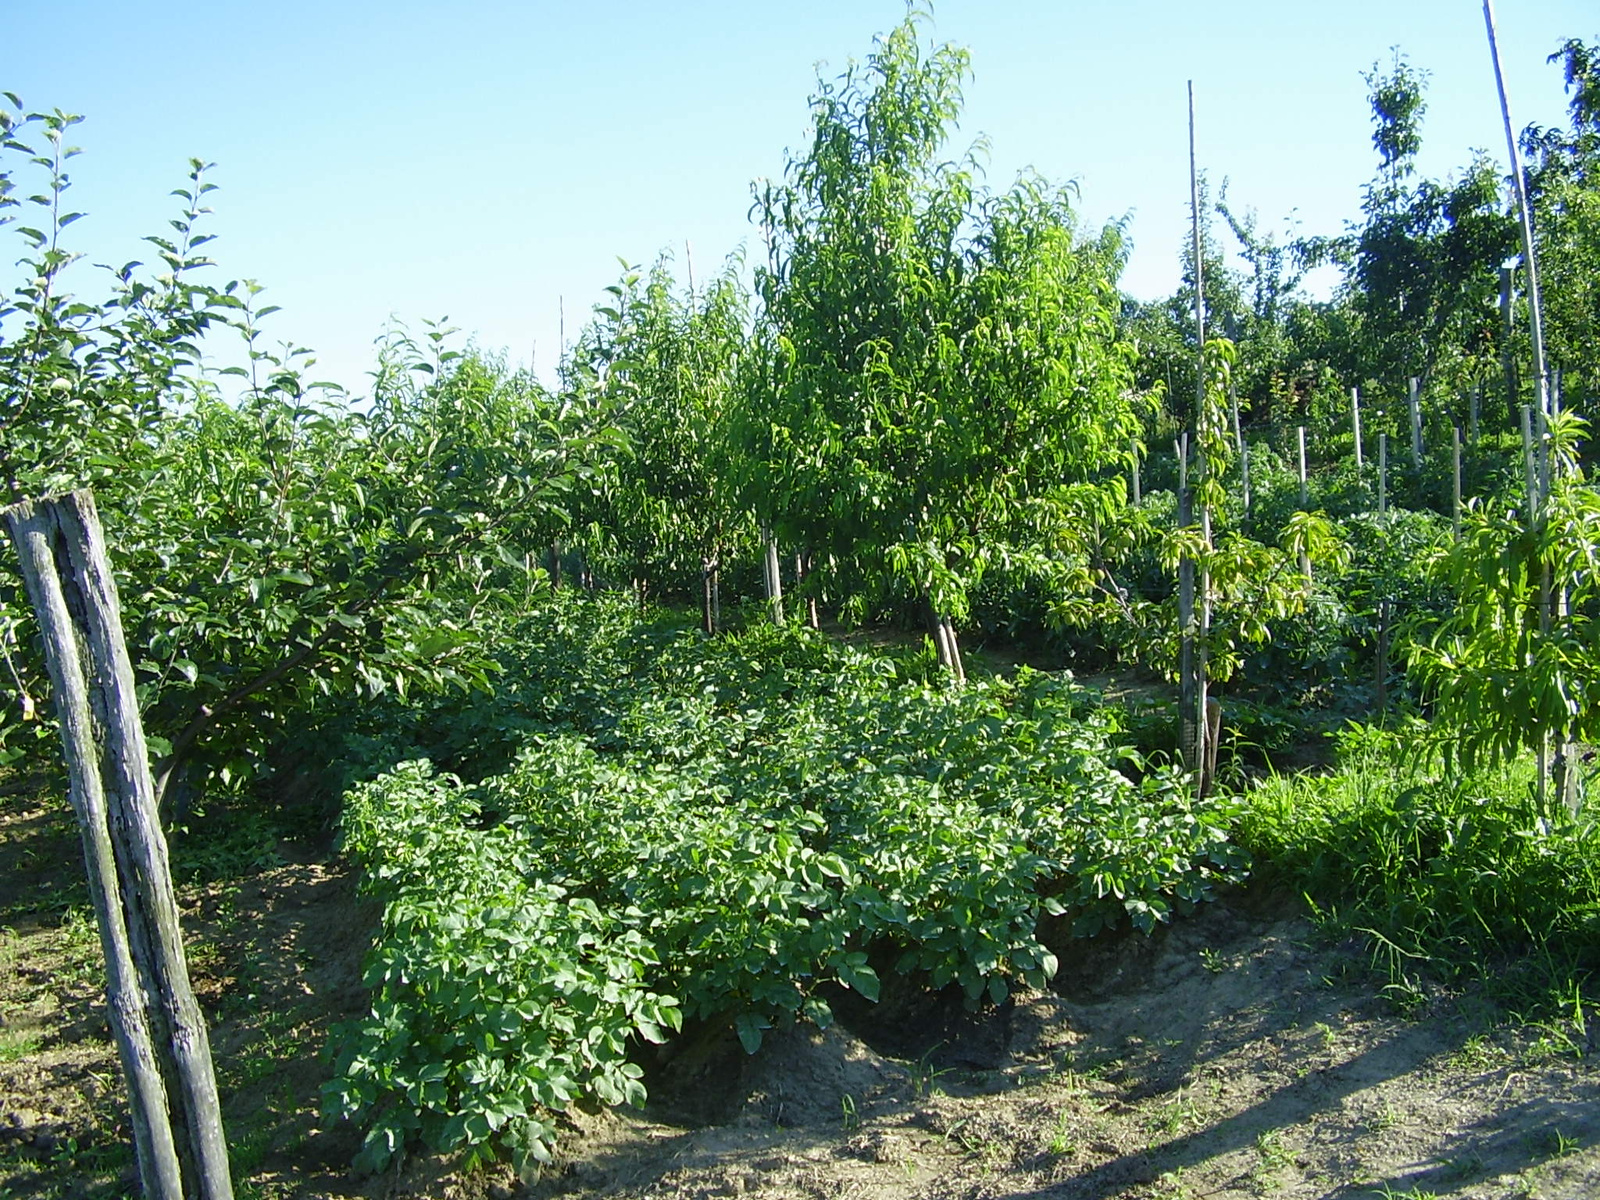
[2,491,233,1200]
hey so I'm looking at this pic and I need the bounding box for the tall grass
[1239,721,1600,1007]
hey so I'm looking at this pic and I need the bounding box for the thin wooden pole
[1376,597,1390,717]
[1521,404,1537,510]
[1183,79,1209,790]
[1452,424,1463,542]
[1378,432,1388,516]
[1408,376,1423,470]
[1351,386,1365,468]
[701,559,715,636]
[1485,1,1552,432]
[1297,425,1309,508]
[1487,1,1559,810]
[1500,267,1518,422]
[1230,379,1249,523]
[1297,426,1311,579]
[1177,434,1197,775]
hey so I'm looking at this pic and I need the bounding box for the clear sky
[5,1,1595,396]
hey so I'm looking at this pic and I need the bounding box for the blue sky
[5,1,1595,395]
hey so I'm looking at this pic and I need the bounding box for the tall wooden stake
[1374,441,1390,716]
[1378,432,1388,516]
[1521,404,1537,508]
[1182,78,1210,792]
[1499,267,1518,420]
[1452,424,1463,542]
[1229,379,1249,525]
[1177,435,1197,775]
[1485,1,1552,432]
[1408,376,1423,470]
[1351,386,1365,469]
[1487,0,1559,814]
[1297,426,1311,580]
[3,492,233,1200]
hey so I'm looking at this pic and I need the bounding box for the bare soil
[3,780,1598,1200]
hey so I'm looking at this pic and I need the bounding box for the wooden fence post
[2,491,233,1200]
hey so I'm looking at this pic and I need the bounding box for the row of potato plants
[325,598,1246,1173]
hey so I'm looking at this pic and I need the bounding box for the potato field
[3,11,1600,1200]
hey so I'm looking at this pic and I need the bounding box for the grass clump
[1239,720,1600,1004]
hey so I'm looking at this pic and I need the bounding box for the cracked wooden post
[2,490,233,1200]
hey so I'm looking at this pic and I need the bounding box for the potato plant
[328,597,1245,1171]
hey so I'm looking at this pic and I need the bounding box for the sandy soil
[526,898,1600,1200]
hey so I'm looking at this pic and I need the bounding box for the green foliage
[0,101,622,797]
[568,253,753,615]
[1054,343,1349,688]
[328,594,1247,1169]
[327,760,677,1177]
[746,11,1138,633]
[0,99,234,503]
[1240,722,1600,998]
[1333,55,1516,405]
[1526,37,1600,409]
[1366,52,1427,176]
[1410,416,1600,775]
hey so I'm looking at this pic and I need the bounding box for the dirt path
[533,901,1600,1200]
[3,781,1598,1200]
